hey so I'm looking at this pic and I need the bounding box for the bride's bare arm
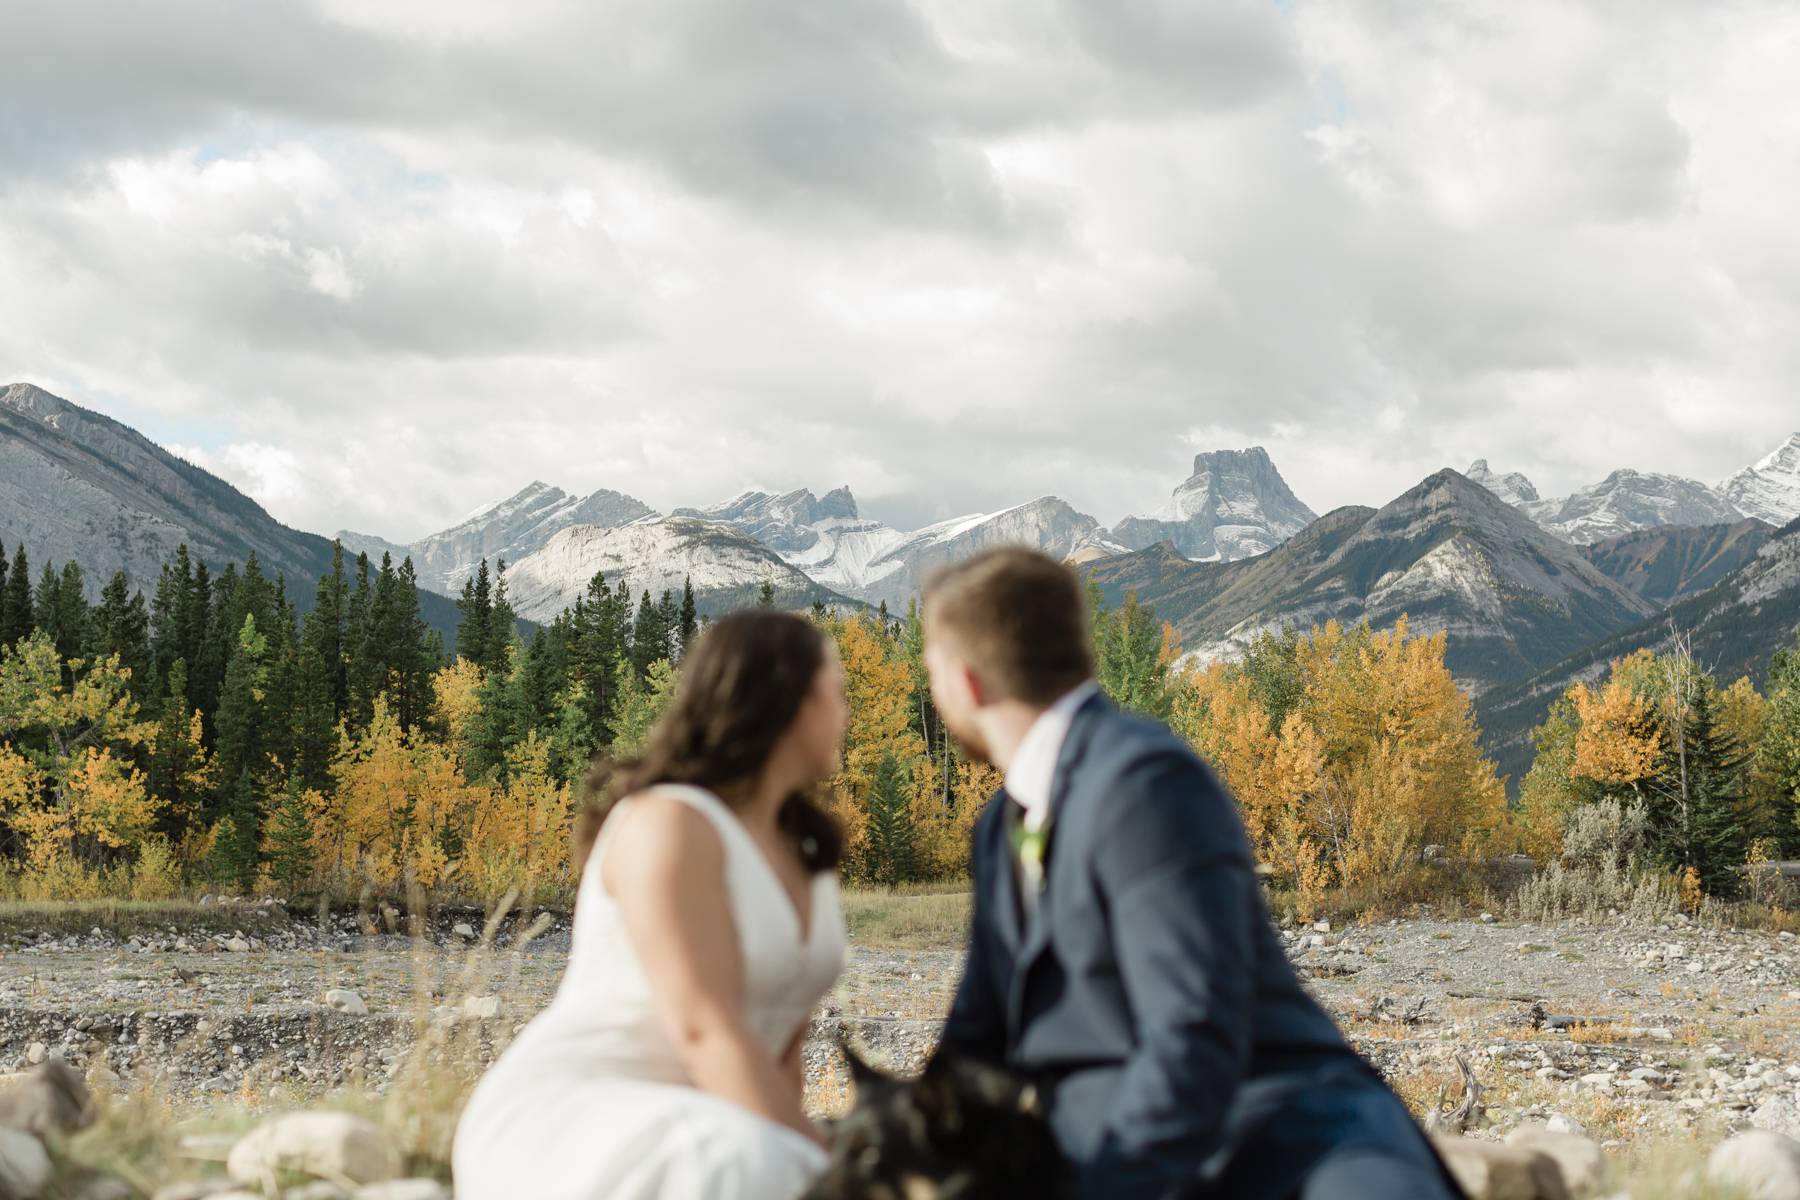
[602,796,822,1145]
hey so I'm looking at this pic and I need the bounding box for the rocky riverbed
[9,902,1800,1147]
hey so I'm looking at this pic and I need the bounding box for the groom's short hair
[924,547,1093,705]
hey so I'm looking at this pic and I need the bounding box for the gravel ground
[10,903,1800,1146]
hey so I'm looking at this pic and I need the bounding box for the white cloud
[1,0,1798,541]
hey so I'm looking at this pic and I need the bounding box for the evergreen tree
[286,647,339,794]
[812,597,827,621]
[344,553,377,729]
[1094,588,1173,720]
[487,560,518,671]
[757,579,777,610]
[93,570,156,705]
[214,614,270,791]
[265,773,316,895]
[150,545,203,685]
[1647,682,1749,894]
[629,589,669,682]
[303,542,352,716]
[1761,630,1800,849]
[862,748,919,886]
[36,560,92,663]
[151,659,214,854]
[562,571,631,746]
[1,543,32,648]
[678,576,698,655]
[210,768,262,894]
[455,558,496,672]
[190,558,227,720]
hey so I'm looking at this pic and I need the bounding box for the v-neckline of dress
[698,788,817,948]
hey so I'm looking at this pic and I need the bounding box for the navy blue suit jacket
[945,695,1425,1200]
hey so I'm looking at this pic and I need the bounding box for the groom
[922,548,1458,1200]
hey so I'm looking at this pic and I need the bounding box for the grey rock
[1433,1135,1567,1200]
[324,990,369,1016]
[0,1126,51,1199]
[0,1060,94,1136]
[1505,1128,1614,1194]
[226,1112,396,1187]
[73,1177,135,1200]
[1709,1130,1800,1200]
[1754,1096,1800,1140]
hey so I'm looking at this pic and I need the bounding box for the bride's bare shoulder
[601,790,726,882]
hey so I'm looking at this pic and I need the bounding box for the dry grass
[840,886,970,950]
[0,898,294,942]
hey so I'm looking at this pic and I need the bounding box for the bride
[454,611,849,1200]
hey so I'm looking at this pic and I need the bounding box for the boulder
[1754,1097,1800,1141]
[462,995,502,1019]
[452,923,475,939]
[1710,1131,1800,1200]
[1544,1114,1586,1137]
[226,1112,396,1188]
[22,1046,44,1068]
[0,1060,95,1136]
[0,1126,51,1199]
[224,938,250,953]
[324,990,369,1016]
[1505,1128,1614,1194]
[1433,1135,1567,1200]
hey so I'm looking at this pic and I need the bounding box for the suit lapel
[1005,693,1107,1034]
[990,785,1022,956]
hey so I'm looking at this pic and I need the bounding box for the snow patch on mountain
[501,519,828,624]
[338,481,657,595]
[1110,448,1316,562]
[1523,470,1743,544]
[1719,433,1800,526]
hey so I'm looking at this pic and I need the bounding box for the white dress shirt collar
[1004,680,1100,834]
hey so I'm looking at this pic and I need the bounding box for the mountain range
[5,381,1800,791]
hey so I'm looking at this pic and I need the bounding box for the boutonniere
[1011,824,1049,888]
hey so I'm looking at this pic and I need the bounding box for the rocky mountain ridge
[0,382,336,595]
[1082,468,1659,695]
[338,480,656,598]
[1464,434,1800,546]
[1109,447,1318,562]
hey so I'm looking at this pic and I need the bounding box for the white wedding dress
[453,785,846,1200]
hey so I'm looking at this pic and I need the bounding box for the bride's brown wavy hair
[572,609,844,873]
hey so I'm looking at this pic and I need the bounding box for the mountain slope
[339,481,657,597]
[1577,519,1775,607]
[1720,433,1800,526]
[840,497,1103,609]
[502,519,853,624]
[1475,515,1800,793]
[1110,447,1317,562]
[669,486,910,594]
[1523,469,1743,544]
[1,382,335,593]
[1083,469,1659,694]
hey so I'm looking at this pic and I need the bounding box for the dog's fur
[803,1048,1071,1200]
[0,1059,94,1137]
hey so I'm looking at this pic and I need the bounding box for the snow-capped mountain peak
[1720,433,1800,527]
[1464,460,1541,507]
[1110,447,1317,562]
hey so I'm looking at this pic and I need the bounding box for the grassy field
[840,884,971,950]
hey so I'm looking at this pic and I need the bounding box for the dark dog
[803,1048,1071,1200]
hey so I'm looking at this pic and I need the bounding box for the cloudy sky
[2,0,1797,540]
